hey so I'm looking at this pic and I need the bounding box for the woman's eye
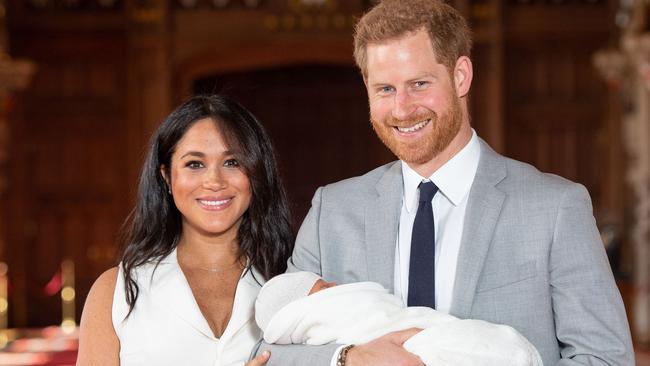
[224,159,240,168]
[186,161,203,169]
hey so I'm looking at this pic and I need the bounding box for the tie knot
[418,181,438,203]
[419,181,438,202]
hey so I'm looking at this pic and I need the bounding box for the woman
[77,95,293,366]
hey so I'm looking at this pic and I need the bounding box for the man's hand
[345,328,424,366]
[246,350,270,366]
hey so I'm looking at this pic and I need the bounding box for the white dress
[112,249,263,366]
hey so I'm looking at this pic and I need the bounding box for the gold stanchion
[60,259,75,334]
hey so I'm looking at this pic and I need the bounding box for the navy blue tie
[407,181,438,308]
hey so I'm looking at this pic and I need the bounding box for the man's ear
[454,56,473,98]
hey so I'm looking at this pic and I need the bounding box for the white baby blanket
[261,281,543,366]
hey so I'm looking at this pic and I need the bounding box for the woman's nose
[203,168,227,190]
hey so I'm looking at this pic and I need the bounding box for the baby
[255,272,543,366]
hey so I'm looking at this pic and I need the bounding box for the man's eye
[224,159,240,168]
[380,86,394,94]
[414,81,428,88]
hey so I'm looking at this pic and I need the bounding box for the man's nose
[392,90,416,120]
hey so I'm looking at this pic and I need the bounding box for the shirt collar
[401,129,481,213]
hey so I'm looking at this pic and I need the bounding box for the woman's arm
[76,267,119,366]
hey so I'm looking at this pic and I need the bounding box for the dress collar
[151,247,263,340]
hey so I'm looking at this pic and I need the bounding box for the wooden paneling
[471,42,504,152]
[504,1,616,216]
[8,32,128,326]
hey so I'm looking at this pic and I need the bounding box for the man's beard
[371,98,463,165]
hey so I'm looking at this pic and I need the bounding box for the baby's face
[308,279,337,295]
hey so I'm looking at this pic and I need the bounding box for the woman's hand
[245,351,270,366]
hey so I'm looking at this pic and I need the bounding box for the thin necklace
[181,258,244,273]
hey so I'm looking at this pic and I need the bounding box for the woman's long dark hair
[120,94,294,312]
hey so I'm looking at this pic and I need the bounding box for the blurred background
[0,0,648,363]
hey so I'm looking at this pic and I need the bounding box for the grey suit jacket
[259,140,633,365]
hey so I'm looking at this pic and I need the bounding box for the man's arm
[551,183,634,365]
[254,187,424,366]
[253,328,424,366]
[254,188,339,366]
[254,341,341,366]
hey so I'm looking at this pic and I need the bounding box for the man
[257,0,634,364]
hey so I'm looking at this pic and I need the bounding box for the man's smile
[395,119,431,133]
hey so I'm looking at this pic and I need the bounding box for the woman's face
[163,118,252,241]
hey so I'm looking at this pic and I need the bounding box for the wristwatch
[336,344,355,366]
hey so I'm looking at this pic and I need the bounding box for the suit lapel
[450,140,507,318]
[365,162,403,291]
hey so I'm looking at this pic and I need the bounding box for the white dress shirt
[331,130,481,365]
[394,130,480,313]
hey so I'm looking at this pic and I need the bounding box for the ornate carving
[510,0,603,5]
[171,0,359,32]
[26,0,121,10]
[264,0,357,32]
[594,0,650,346]
[174,0,265,9]
[129,0,167,25]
